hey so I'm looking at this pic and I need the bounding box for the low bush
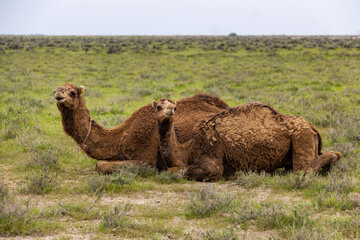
[186,186,233,218]
[99,203,133,230]
[0,183,42,236]
[154,170,185,184]
[235,171,266,188]
[22,170,58,195]
[203,228,239,240]
[230,201,287,229]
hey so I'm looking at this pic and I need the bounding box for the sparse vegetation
[1,36,360,238]
[186,186,233,218]
[99,203,133,231]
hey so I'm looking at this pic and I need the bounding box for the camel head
[152,99,177,123]
[54,84,85,110]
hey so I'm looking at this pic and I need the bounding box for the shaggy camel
[153,99,342,181]
[54,84,228,173]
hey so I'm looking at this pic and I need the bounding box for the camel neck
[158,119,173,142]
[60,104,91,145]
[58,98,125,160]
[158,119,189,167]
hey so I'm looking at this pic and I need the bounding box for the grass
[186,185,233,218]
[1,35,360,238]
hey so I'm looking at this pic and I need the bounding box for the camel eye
[174,107,177,111]
[70,91,76,98]
[156,106,162,111]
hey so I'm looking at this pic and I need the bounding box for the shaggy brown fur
[54,84,228,173]
[153,100,342,182]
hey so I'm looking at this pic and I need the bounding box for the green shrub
[230,201,286,229]
[281,171,317,190]
[99,203,133,230]
[154,170,185,184]
[0,183,41,236]
[22,170,58,195]
[186,186,233,218]
[235,171,266,188]
[118,163,158,178]
[110,170,136,185]
[57,202,100,220]
[204,228,238,240]
[315,191,355,211]
[86,174,108,195]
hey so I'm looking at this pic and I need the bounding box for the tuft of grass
[203,228,239,240]
[85,167,157,195]
[99,203,133,231]
[25,147,60,171]
[117,163,158,178]
[323,172,356,193]
[0,183,57,236]
[315,191,356,211]
[21,170,58,195]
[0,182,8,202]
[230,201,287,230]
[327,212,360,239]
[86,174,108,195]
[110,170,137,185]
[186,186,233,218]
[154,170,186,184]
[280,171,317,190]
[235,171,266,188]
[57,202,100,220]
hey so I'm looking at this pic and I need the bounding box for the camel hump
[192,93,229,109]
[219,102,282,120]
[235,102,281,115]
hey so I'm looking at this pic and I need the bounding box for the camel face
[54,84,85,110]
[152,99,177,123]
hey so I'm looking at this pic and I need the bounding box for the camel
[53,84,229,173]
[153,99,342,181]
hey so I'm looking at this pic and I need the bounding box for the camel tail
[312,126,323,155]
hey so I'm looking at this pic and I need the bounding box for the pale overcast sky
[0,0,359,35]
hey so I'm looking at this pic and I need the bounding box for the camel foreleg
[95,160,154,174]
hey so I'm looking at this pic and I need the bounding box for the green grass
[1,36,360,238]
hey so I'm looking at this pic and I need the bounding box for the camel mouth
[165,113,174,117]
[56,97,66,103]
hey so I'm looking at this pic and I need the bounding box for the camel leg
[167,166,187,173]
[291,129,341,172]
[311,151,342,172]
[185,156,224,182]
[95,160,154,174]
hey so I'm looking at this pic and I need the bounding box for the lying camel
[53,84,229,173]
[153,99,342,181]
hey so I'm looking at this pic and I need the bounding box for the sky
[0,0,359,35]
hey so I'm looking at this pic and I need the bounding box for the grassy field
[0,36,360,239]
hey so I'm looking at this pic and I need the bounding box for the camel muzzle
[54,93,66,103]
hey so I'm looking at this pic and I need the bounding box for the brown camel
[53,84,228,173]
[153,99,342,181]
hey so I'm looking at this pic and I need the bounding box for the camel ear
[78,85,85,95]
[152,100,157,108]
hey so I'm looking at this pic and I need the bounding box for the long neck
[158,118,191,167]
[58,98,125,160]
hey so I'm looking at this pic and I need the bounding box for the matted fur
[154,100,342,182]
